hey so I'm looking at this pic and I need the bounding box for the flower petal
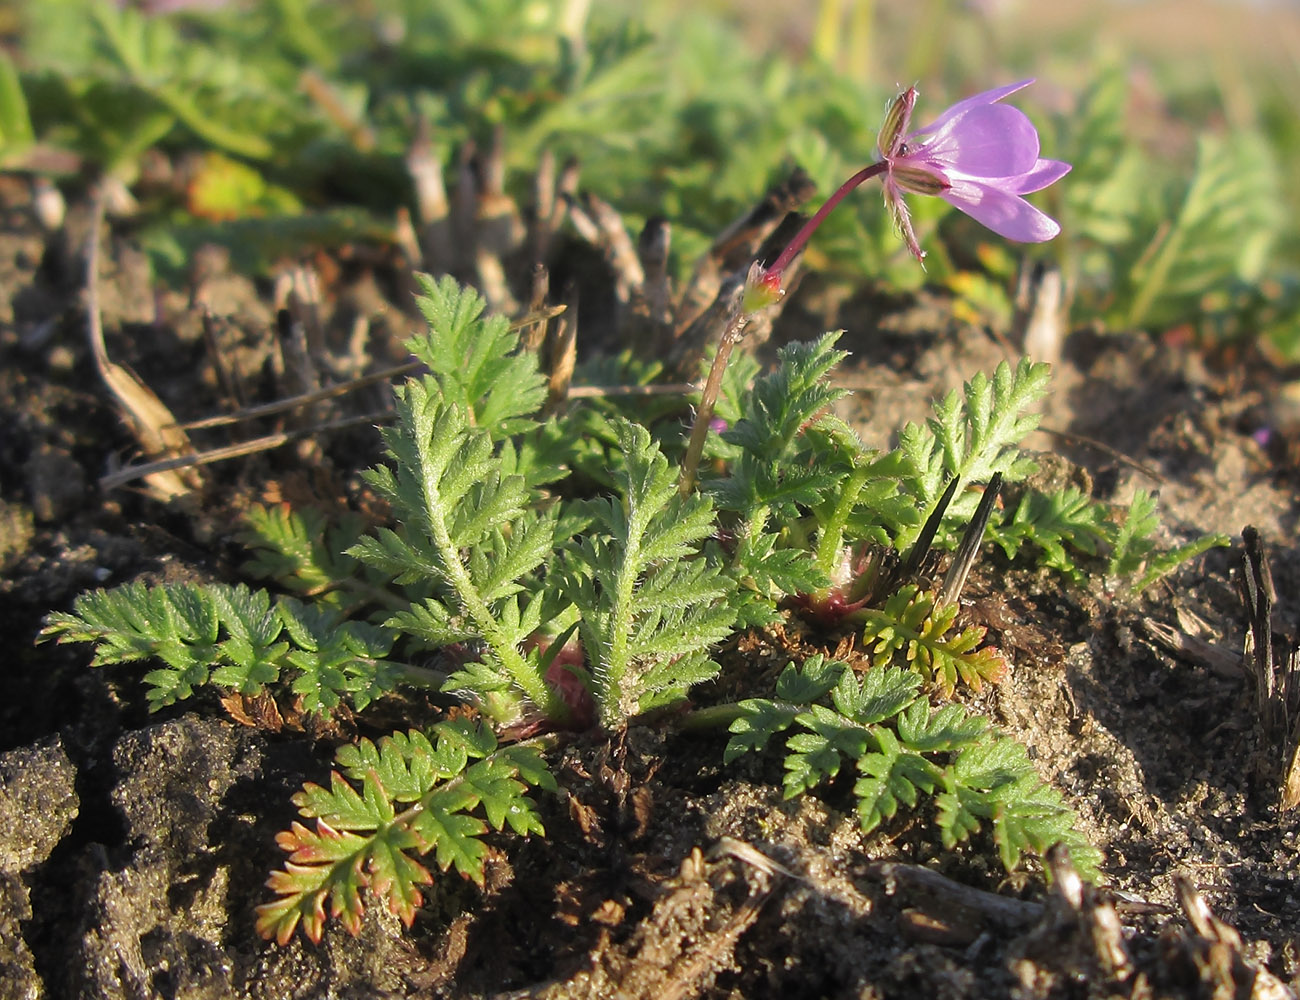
[913,104,1040,179]
[941,178,1061,243]
[1001,158,1071,194]
[909,78,1035,138]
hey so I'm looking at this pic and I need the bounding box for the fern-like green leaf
[1122,132,1280,332]
[935,735,1101,880]
[564,419,736,727]
[1129,533,1229,595]
[894,698,988,752]
[724,656,848,762]
[238,503,368,603]
[40,582,400,713]
[934,783,986,851]
[828,664,924,724]
[988,487,1111,584]
[1106,488,1161,579]
[256,721,553,945]
[729,654,1097,881]
[895,359,1049,550]
[407,273,548,438]
[278,598,397,713]
[725,699,799,762]
[853,726,942,833]
[208,585,288,694]
[775,654,846,703]
[859,586,1009,696]
[1106,489,1229,593]
[334,720,493,803]
[350,376,562,722]
[735,532,828,596]
[783,705,870,797]
[718,332,849,468]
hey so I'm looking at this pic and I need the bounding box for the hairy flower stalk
[683,80,1069,495]
[678,286,752,497]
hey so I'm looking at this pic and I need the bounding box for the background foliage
[3,0,1297,357]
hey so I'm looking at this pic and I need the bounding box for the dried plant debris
[1239,526,1300,811]
[1168,874,1296,1000]
[520,847,773,1000]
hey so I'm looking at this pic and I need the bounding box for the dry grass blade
[407,118,453,272]
[1043,844,1134,981]
[1239,527,1300,811]
[520,264,551,353]
[177,361,421,431]
[85,191,201,502]
[675,166,816,332]
[1015,260,1067,367]
[938,472,1003,607]
[1142,616,1243,679]
[575,191,645,305]
[1036,426,1165,481]
[98,411,388,491]
[545,284,579,415]
[626,217,675,356]
[708,836,800,881]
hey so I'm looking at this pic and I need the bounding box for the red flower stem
[764,160,887,285]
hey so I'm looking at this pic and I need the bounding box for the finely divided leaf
[238,503,368,603]
[854,726,942,833]
[350,376,561,721]
[725,698,799,762]
[988,487,1110,584]
[896,359,1049,550]
[860,586,1009,696]
[1107,488,1161,579]
[829,665,923,724]
[732,652,1098,882]
[774,655,846,703]
[565,419,736,727]
[257,720,554,945]
[41,582,399,713]
[783,706,870,797]
[407,274,548,437]
[719,332,849,463]
[895,699,987,751]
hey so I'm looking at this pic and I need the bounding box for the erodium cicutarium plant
[46,82,1156,947]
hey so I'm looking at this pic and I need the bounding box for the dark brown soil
[2,174,1298,1000]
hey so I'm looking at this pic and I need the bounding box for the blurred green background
[2,0,1297,358]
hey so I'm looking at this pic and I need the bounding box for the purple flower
[877,79,1070,261]
[752,79,1069,306]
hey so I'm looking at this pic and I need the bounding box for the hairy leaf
[564,419,735,727]
[988,487,1111,585]
[40,582,399,713]
[895,359,1049,551]
[407,274,548,438]
[257,721,553,944]
[351,375,562,722]
[860,586,1009,696]
[727,653,1097,881]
